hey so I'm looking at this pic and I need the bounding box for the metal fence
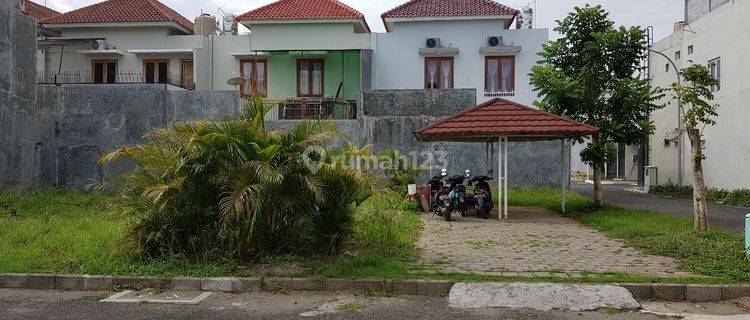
[36,70,196,90]
[241,96,358,120]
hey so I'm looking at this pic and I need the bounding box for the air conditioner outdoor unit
[425,38,441,48]
[92,40,106,51]
[487,36,503,47]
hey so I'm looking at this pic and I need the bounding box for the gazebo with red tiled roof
[236,0,370,33]
[415,98,599,219]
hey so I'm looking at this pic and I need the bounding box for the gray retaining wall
[1,84,567,188]
[0,0,39,188]
[359,89,567,187]
[2,84,240,188]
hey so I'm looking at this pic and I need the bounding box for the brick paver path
[416,207,691,277]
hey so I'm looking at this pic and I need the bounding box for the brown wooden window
[92,60,117,84]
[424,57,453,89]
[297,59,324,97]
[239,59,267,97]
[485,56,515,93]
[143,60,169,84]
[180,60,194,88]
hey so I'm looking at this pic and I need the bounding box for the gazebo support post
[497,137,504,220]
[484,142,492,176]
[561,139,568,214]
[503,136,508,220]
[498,136,509,220]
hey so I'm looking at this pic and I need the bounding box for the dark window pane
[145,62,155,83]
[93,63,104,84]
[158,62,168,83]
[106,63,116,83]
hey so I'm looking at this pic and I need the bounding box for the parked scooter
[469,175,494,219]
[427,169,469,222]
[429,170,452,221]
[448,170,470,217]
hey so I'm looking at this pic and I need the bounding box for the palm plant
[102,96,372,260]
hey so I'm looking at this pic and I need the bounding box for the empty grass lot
[0,187,748,283]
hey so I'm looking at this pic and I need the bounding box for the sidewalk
[571,183,747,233]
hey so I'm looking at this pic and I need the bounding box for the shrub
[102,97,372,261]
[378,149,422,190]
[725,189,750,207]
[650,183,750,208]
[649,183,693,198]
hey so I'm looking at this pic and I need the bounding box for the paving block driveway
[416,207,690,277]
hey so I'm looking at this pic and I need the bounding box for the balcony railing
[241,96,357,120]
[36,70,196,90]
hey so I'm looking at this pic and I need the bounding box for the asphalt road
[0,289,664,320]
[571,183,748,233]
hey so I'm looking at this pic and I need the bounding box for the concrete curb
[1,274,748,301]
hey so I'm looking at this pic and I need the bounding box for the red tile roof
[382,0,519,19]
[20,0,62,21]
[415,98,599,142]
[41,0,194,34]
[236,0,368,31]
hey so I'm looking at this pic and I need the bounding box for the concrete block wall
[0,0,39,187]
[359,89,566,187]
[1,84,240,189]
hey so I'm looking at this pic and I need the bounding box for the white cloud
[38,0,683,40]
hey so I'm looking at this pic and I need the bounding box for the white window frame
[708,57,721,92]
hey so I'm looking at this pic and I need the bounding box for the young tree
[529,6,664,206]
[671,64,719,230]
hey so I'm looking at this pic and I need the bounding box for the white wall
[371,19,547,106]
[649,0,750,189]
[40,26,199,81]
[247,23,371,51]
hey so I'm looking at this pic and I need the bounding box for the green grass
[0,188,243,277]
[0,188,422,279]
[309,192,422,279]
[2,187,749,284]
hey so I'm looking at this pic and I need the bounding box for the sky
[38,0,684,41]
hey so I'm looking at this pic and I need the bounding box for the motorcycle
[428,173,449,216]
[468,175,494,219]
[429,170,469,222]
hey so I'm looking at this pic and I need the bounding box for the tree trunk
[687,128,709,230]
[592,163,603,207]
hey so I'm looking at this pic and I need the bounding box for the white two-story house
[373,0,547,106]
[648,0,749,189]
[36,0,549,112]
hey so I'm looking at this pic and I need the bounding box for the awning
[230,51,272,57]
[76,49,125,55]
[127,49,193,55]
[415,98,598,220]
[37,38,105,50]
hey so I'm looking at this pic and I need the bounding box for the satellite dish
[227,77,246,86]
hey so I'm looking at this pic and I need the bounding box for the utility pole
[648,48,683,186]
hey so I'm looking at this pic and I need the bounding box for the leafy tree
[671,64,719,230]
[529,5,664,206]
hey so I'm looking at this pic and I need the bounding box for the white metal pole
[484,142,492,175]
[561,139,567,214]
[497,137,503,220]
[429,142,433,178]
[503,137,508,220]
